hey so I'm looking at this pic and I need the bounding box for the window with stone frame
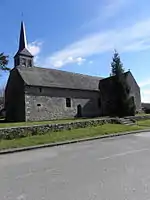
[66,98,71,107]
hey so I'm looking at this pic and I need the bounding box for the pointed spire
[14,21,34,68]
[15,21,33,58]
[19,21,27,51]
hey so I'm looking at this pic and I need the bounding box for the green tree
[0,53,9,71]
[110,49,124,77]
[110,50,135,117]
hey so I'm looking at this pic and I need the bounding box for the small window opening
[22,58,26,67]
[66,98,71,107]
[39,87,42,93]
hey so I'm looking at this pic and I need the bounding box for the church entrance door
[77,104,82,118]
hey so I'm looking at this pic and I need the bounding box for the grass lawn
[0,114,150,128]
[137,119,150,127]
[136,113,150,116]
[0,123,143,150]
[0,117,104,128]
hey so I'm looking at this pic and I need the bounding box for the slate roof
[99,71,130,83]
[99,71,140,90]
[14,48,33,58]
[17,66,103,91]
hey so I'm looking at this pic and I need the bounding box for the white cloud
[139,79,150,87]
[44,18,150,68]
[100,0,129,20]
[76,57,86,65]
[89,60,93,64]
[28,44,39,55]
[139,79,150,102]
[139,78,150,102]
[45,56,86,68]
[28,41,42,56]
[27,41,42,64]
[81,0,131,30]
[141,88,150,103]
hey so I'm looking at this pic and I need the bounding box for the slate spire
[14,21,34,68]
[19,21,27,51]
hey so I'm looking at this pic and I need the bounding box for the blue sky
[1,0,150,102]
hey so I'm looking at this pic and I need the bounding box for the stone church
[5,22,141,122]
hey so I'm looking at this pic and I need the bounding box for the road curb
[0,128,150,155]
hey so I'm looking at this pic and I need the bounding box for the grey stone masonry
[5,68,25,122]
[99,71,141,116]
[25,86,101,121]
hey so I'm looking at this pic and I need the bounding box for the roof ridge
[17,66,102,91]
[31,66,103,79]
[100,71,130,82]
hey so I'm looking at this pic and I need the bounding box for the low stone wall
[0,118,119,140]
[0,115,150,140]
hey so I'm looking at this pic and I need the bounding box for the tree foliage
[0,53,9,71]
[110,50,135,117]
[110,49,124,76]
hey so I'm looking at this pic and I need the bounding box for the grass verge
[0,118,104,128]
[136,113,150,116]
[0,123,144,151]
[137,119,150,127]
[0,115,150,128]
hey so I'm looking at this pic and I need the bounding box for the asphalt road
[1,132,150,200]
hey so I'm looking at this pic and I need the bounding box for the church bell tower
[14,21,34,68]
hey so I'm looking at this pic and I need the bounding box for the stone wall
[5,68,25,122]
[126,72,142,112]
[99,77,116,116]
[0,115,150,140]
[25,86,101,121]
[0,118,118,140]
[99,71,141,116]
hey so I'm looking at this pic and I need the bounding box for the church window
[66,98,71,107]
[39,87,42,93]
